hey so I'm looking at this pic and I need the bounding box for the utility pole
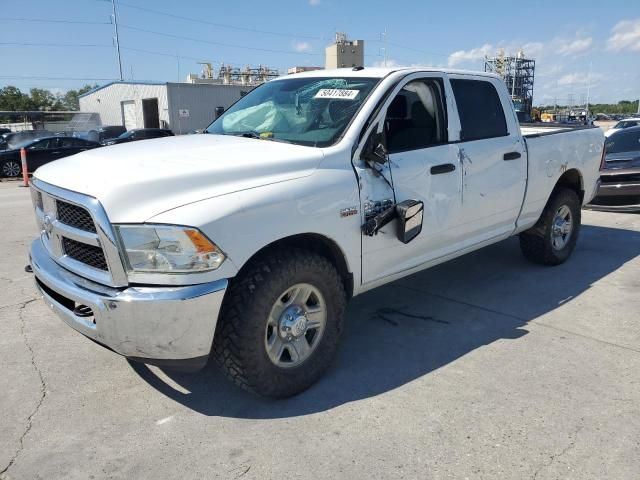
[382,28,387,67]
[111,0,123,81]
[585,62,592,121]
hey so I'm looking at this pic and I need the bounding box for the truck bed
[520,123,599,138]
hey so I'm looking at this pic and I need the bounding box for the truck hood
[34,134,324,222]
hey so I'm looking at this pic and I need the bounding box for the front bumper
[30,238,228,370]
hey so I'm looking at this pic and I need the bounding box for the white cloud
[556,72,603,87]
[556,73,583,86]
[309,0,321,5]
[607,18,640,52]
[447,43,494,67]
[557,36,592,56]
[292,41,312,53]
[537,63,563,78]
[521,42,544,58]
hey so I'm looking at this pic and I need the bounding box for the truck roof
[278,67,503,81]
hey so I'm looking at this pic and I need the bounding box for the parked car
[0,130,54,151]
[102,128,173,145]
[605,118,640,137]
[0,128,11,136]
[0,136,100,177]
[589,126,640,210]
[28,67,603,397]
[80,125,127,143]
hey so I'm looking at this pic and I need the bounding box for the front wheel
[213,248,346,398]
[1,160,22,178]
[519,188,581,265]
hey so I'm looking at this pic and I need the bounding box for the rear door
[356,73,465,285]
[448,76,527,243]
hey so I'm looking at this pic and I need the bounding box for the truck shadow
[129,222,640,418]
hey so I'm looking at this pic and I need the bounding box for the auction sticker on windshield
[314,89,359,100]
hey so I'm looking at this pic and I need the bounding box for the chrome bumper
[30,238,227,368]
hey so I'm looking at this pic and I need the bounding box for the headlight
[115,225,225,273]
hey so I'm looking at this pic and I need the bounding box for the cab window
[451,79,508,141]
[384,79,446,153]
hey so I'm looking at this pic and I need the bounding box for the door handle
[503,151,522,161]
[430,163,456,175]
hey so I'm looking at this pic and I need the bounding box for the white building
[325,33,364,69]
[79,81,255,134]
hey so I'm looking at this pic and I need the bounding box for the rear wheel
[213,248,346,398]
[519,188,581,265]
[1,160,21,178]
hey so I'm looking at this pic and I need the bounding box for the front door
[121,100,137,130]
[27,138,61,170]
[354,74,466,285]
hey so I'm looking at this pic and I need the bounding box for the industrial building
[325,32,364,69]
[185,63,279,85]
[484,49,535,116]
[79,80,255,134]
[287,66,323,74]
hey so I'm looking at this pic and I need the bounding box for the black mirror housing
[362,131,388,164]
[396,200,424,244]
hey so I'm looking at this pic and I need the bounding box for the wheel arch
[553,168,585,203]
[235,233,354,299]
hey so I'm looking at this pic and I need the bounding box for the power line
[118,24,324,56]
[0,17,111,25]
[0,75,120,81]
[0,42,112,48]
[110,0,323,41]
[0,42,261,68]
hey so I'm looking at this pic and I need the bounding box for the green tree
[59,84,97,111]
[0,86,34,110]
[29,88,61,111]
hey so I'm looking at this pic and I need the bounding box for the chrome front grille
[62,237,108,270]
[30,179,128,287]
[57,201,97,233]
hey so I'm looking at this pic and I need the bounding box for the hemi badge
[340,207,358,218]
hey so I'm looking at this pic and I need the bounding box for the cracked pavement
[0,181,639,479]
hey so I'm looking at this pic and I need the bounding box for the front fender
[147,170,362,285]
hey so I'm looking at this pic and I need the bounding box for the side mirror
[362,131,388,164]
[396,200,424,244]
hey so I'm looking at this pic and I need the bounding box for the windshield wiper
[225,131,294,145]
[223,130,262,139]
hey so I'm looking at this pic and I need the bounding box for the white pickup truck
[28,68,604,397]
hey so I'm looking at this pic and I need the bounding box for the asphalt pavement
[0,180,638,479]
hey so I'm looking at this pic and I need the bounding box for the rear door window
[450,79,508,141]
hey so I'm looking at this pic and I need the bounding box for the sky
[1,0,639,106]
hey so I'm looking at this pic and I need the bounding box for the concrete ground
[0,180,638,480]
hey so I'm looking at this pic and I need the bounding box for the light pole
[111,0,123,81]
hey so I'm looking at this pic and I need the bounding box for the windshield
[118,130,134,139]
[205,77,380,147]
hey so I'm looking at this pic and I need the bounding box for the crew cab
[28,68,604,397]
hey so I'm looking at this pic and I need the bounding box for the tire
[213,248,346,398]
[1,160,22,178]
[519,188,581,266]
